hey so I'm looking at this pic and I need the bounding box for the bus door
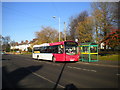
[52,45,65,61]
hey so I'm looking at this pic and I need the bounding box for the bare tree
[2,36,11,52]
[35,26,59,44]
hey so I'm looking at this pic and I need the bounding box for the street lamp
[53,16,60,42]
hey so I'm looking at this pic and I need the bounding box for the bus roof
[49,40,76,46]
[33,43,49,47]
[33,41,77,47]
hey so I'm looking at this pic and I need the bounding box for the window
[51,45,58,53]
[33,47,40,51]
[65,46,77,55]
[33,45,64,54]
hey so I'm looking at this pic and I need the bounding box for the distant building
[10,39,38,51]
[99,28,119,50]
[11,44,31,51]
[99,42,109,49]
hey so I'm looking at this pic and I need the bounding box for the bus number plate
[70,59,74,61]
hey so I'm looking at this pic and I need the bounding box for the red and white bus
[32,41,79,62]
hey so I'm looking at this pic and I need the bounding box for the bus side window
[58,45,64,54]
[46,46,52,53]
[51,46,58,53]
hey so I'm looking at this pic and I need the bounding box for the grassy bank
[20,52,32,55]
[98,54,119,61]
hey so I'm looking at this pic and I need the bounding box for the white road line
[78,62,119,68]
[67,66,97,72]
[116,74,120,76]
[33,60,41,62]
[67,66,73,68]
[30,71,65,88]
[90,70,97,72]
[73,67,82,70]
[45,62,51,64]
[84,63,89,64]
[52,64,60,66]
[83,68,90,71]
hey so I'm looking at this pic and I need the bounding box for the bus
[32,41,79,62]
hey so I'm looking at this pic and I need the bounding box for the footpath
[78,59,119,68]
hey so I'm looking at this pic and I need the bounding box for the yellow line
[80,45,89,46]
[81,53,98,54]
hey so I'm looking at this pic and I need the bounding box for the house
[10,44,31,51]
[99,28,119,50]
[10,39,38,52]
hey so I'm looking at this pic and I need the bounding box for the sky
[2,2,91,43]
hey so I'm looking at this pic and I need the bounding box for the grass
[20,52,32,55]
[98,54,119,61]
[87,54,119,61]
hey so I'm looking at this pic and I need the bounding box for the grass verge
[20,52,32,55]
[98,54,119,61]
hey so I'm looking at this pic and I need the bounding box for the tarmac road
[2,54,119,89]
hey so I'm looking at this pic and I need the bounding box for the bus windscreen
[65,42,78,55]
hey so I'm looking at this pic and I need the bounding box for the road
[2,54,119,89]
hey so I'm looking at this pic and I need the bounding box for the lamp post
[53,16,60,42]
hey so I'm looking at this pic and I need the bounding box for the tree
[91,2,118,46]
[68,11,88,41]
[27,47,32,52]
[2,36,11,52]
[101,29,120,50]
[2,36,10,45]
[25,40,29,44]
[21,41,24,44]
[35,26,59,44]
[76,16,94,43]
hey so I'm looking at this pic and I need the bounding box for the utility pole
[58,17,60,42]
[64,22,66,41]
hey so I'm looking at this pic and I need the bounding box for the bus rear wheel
[52,56,56,63]
[37,55,39,60]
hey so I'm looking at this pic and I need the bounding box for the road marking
[73,67,82,70]
[45,62,51,64]
[67,66,73,68]
[33,60,42,62]
[91,70,97,72]
[84,63,89,64]
[116,74,120,76]
[67,66,97,72]
[78,62,119,68]
[32,60,97,72]
[30,71,65,88]
[33,61,97,73]
[52,63,60,66]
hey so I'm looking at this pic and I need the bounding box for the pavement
[81,58,119,67]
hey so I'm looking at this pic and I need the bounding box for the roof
[33,43,49,47]
[80,42,98,45]
[33,40,77,47]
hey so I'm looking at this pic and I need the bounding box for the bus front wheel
[52,56,56,63]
